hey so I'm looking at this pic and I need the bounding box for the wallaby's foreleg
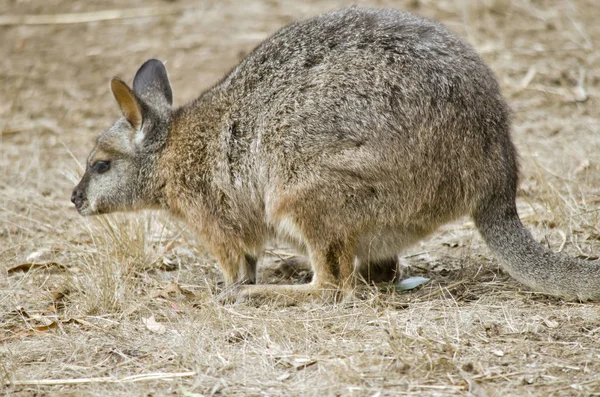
[308,238,357,290]
[242,254,257,284]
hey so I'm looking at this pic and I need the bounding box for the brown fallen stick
[5,371,197,386]
[0,6,193,26]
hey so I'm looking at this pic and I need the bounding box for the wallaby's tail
[473,194,600,301]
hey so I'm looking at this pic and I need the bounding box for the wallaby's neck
[158,89,233,217]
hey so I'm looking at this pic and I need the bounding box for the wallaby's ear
[132,59,173,109]
[110,78,142,130]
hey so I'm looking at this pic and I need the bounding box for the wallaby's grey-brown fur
[73,7,600,302]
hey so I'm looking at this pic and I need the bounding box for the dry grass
[1,0,600,395]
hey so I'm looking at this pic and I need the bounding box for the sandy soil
[1,0,599,395]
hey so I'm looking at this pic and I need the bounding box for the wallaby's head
[72,59,173,216]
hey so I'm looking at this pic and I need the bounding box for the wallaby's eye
[92,160,111,174]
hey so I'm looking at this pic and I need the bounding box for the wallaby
[72,7,599,302]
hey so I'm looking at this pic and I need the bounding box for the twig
[0,6,192,26]
[263,249,298,260]
[5,371,196,386]
[416,279,469,299]
[473,370,529,380]
[556,230,567,253]
[458,369,489,397]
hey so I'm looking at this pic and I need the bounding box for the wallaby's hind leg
[234,283,341,305]
[235,238,357,305]
[212,246,257,286]
[357,257,401,284]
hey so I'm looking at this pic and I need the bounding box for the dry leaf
[143,316,166,334]
[573,86,587,103]
[532,315,559,329]
[29,313,56,326]
[267,345,317,371]
[51,287,70,301]
[180,387,205,397]
[10,307,30,318]
[573,159,590,175]
[49,286,71,311]
[289,356,317,370]
[8,262,66,274]
[32,321,59,332]
[492,350,505,357]
[226,329,249,343]
[63,318,94,329]
[0,309,93,342]
[25,249,52,262]
[0,329,38,342]
[163,282,184,296]
[160,257,178,271]
[153,282,195,300]
[276,355,317,370]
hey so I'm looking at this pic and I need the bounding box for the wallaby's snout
[70,187,83,209]
[71,175,92,215]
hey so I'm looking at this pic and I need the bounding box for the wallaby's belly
[355,227,430,262]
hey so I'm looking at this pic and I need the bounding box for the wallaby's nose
[71,189,82,206]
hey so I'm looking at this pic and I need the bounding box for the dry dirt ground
[1,0,600,396]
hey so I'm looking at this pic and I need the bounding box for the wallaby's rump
[73,7,599,302]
